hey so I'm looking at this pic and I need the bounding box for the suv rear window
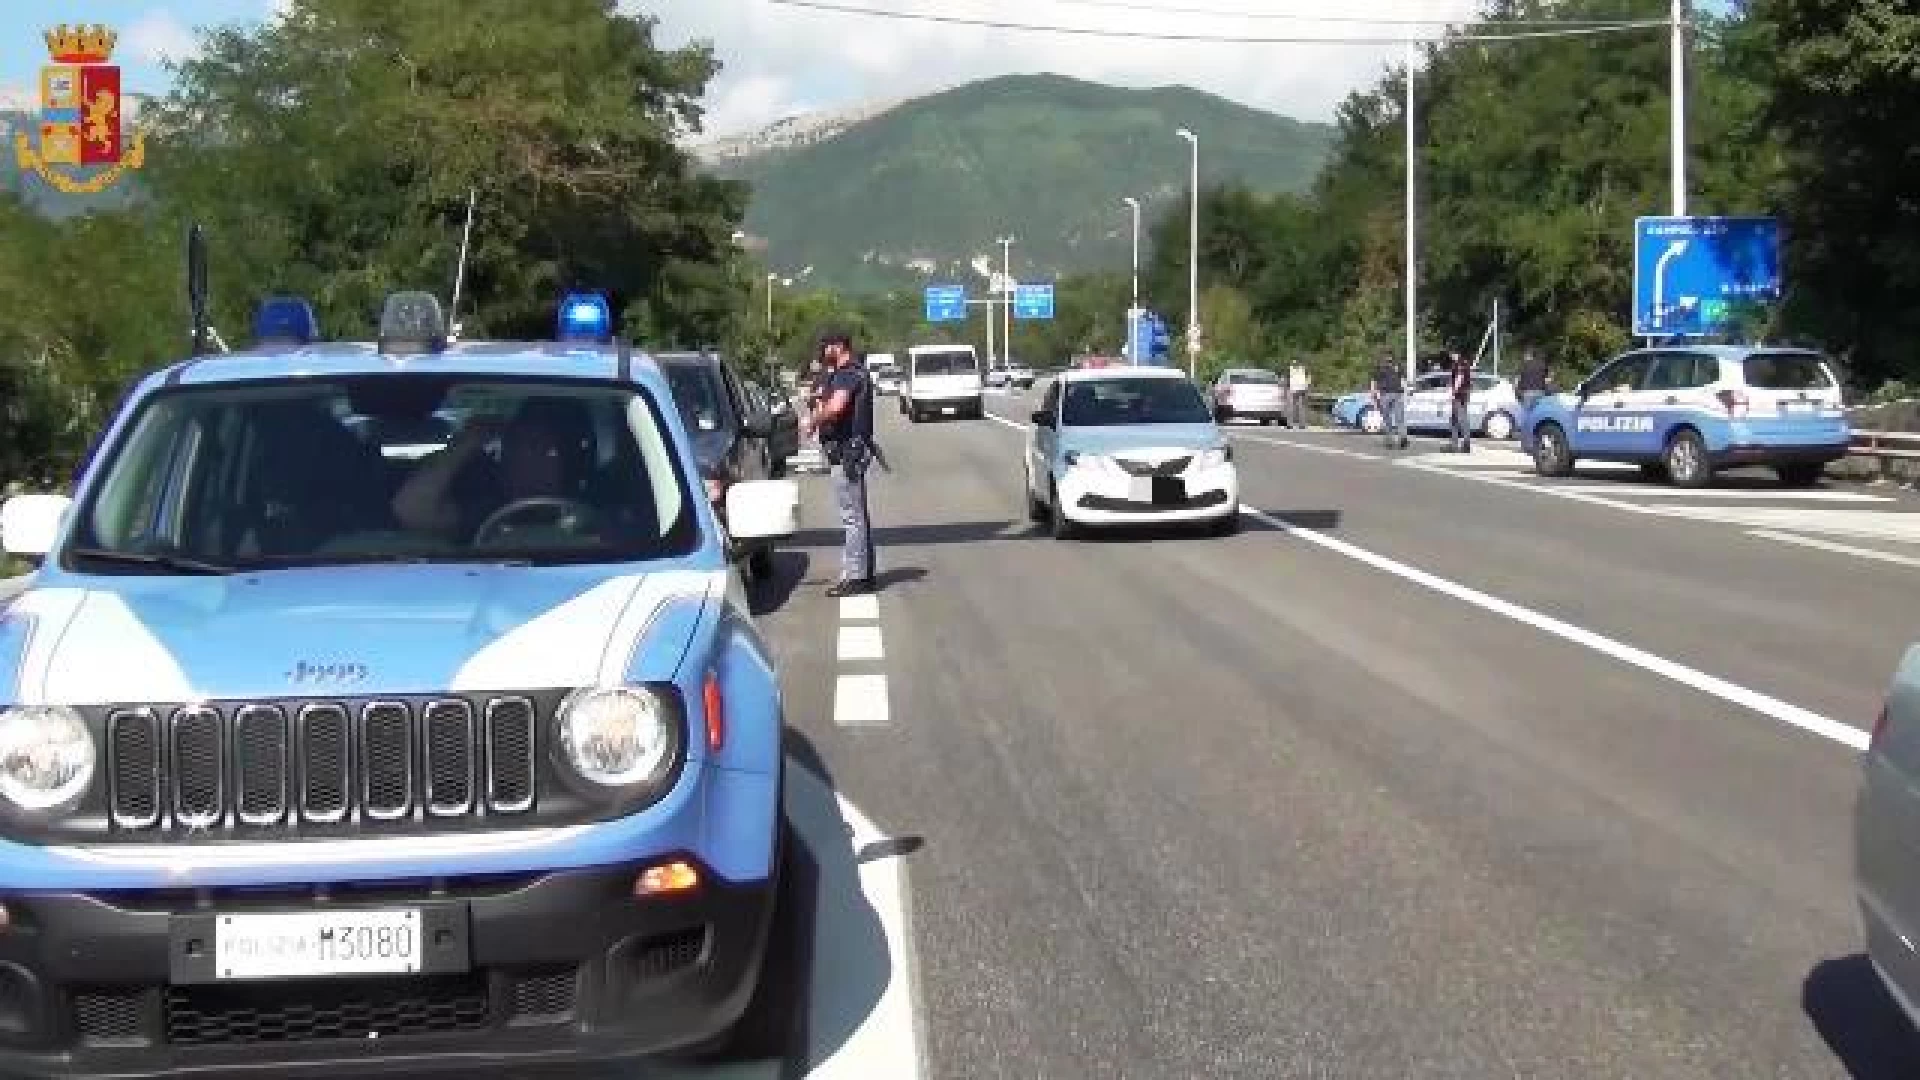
[1743,352,1835,390]
[1228,371,1279,384]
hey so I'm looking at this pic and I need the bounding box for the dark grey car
[657,351,785,580]
[1856,641,1920,1030]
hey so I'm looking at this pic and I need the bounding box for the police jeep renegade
[0,292,802,1076]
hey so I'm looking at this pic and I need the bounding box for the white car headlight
[555,687,676,788]
[1064,451,1118,473]
[0,705,95,811]
[1197,445,1232,469]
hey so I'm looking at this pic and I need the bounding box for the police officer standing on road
[1288,358,1311,429]
[1515,348,1549,455]
[1370,351,1408,450]
[802,331,877,597]
[1448,349,1473,453]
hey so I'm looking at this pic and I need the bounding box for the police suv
[0,291,802,1075]
[1524,345,1852,487]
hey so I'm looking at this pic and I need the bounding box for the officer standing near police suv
[802,332,877,597]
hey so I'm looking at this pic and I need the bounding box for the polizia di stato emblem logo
[12,24,146,195]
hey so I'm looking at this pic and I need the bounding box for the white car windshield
[1062,379,1213,426]
[914,350,976,376]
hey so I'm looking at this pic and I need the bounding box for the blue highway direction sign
[1013,282,1055,320]
[924,284,967,322]
[1632,216,1781,337]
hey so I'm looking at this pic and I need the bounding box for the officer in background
[1370,351,1408,450]
[1287,358,1311,429]
[1514,348,1549,455]
[801,331,877,597]
[1448,350,1473,453]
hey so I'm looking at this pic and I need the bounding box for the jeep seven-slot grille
[104,698,539,835]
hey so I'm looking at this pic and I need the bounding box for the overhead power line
[764,0,1672,43]
[1010,0,1649,29]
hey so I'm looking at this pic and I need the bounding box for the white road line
[1746,529,1920,569]
[783,766,927,1080]
[1535,484,1893,503]
[1238,503,1868,752]
[837,624,885,661]
[1398,458,1647,512]
[983,411,1028,433]
[833,672,890,727]
[839,594,880,622]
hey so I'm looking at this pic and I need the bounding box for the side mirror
[1,492,72,561]
[725,479,798,542]
[1029,410,1052,427]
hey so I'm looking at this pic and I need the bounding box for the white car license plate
[215,909,422,980]
[942,406,956,415]
[1782,400,1816,413]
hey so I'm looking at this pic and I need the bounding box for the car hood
[0,564,724,705]
[1059,423,1225,456]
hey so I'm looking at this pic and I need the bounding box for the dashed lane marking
[837,625,885,661]
[973,411,1869,752]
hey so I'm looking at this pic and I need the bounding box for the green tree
[143,0,748,352]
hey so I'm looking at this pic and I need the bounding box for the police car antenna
[447,187,477,341]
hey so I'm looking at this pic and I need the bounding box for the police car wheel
[1532,423,1574,477]
[1664,429,1713,487]
[747,546,775,581]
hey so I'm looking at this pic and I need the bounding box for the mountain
[703,73,1337,293]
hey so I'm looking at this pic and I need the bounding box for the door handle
[1664,396,1678,405]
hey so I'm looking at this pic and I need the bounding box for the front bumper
[0,858,776,1077]
[1059,461,1239,524]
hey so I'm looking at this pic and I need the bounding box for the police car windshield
[66,375,699,572]
[1062,378,1213,427]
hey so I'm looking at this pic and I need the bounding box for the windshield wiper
[66,547,236,576]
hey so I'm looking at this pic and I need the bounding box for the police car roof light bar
[253,295,319,346]
[558,291,613,343]
[379,291,448,353]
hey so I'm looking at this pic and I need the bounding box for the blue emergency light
[558,292,612,343]
[253,295,319,345]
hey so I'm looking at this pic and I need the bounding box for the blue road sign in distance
[924,284,967,322]
[1013,282,1054,320]
[1632,216,1780,337]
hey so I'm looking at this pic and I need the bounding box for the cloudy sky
[648,0,1495,138]
[3,1,1690,139]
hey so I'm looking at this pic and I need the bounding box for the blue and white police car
[0,291,803,1075]
[1523,345,1852,487]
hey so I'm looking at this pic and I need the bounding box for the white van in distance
[903,344,984,422]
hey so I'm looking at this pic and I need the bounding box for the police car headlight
[0,705,95,812]
[555,687,676,789]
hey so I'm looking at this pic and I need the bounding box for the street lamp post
[1122,196,1140,360]
[1670,0,1687,215]
[1176,128,1199,378]
[997,235,1015,368]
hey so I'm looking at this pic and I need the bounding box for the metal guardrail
[1851,430,1920,461]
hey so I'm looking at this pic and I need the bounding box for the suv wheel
[1664,428,1713,488]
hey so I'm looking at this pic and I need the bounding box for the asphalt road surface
[609,384,1920,1080]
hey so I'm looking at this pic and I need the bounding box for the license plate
[215,909,422,980]
[1783,400,1816,413]
[1152,476,1187,505]
[942,406,956,415]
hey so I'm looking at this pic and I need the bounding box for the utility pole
[1403,38,1417,448]
[998,236,1015,368]
[1122,196,1141,360]
[1671,0,1687,216]
[1177,128,1200,377]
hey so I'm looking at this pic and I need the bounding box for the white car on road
[1024,367,1239,538]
